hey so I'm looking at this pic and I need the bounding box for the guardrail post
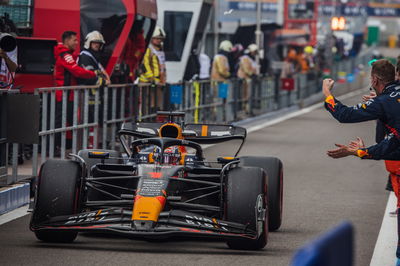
[274,73,280,109]
[102,86,108,149]
[233,79,238,121]
[49,91,56,158]
[32,143,38,177]
[61,89,67,159]
[94,87,99,149]
[41,92,48,165]
[11,143,18,183]
[111,87,117,150]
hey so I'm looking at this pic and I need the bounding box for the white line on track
[0,205,29,226]
[0,88,367,227]
[370,193,397,266]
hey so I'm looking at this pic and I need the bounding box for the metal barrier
[2,47,374,183]
[30,84,137,177]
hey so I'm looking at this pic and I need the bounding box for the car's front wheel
[30,159,82,242]
[240,156,283,231]
[225,166,268,250]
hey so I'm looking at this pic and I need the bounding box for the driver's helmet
[163,146,181,165]
[151,146,181,165]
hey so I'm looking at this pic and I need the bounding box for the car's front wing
[30,209,259,241]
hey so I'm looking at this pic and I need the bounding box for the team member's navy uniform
[325,81,400,260]
[325,81,400,160]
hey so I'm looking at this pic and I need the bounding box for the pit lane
[0,91,388,266]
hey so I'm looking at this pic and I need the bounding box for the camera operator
[0,36,17,90]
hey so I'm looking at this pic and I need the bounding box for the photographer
[0,34,17,90]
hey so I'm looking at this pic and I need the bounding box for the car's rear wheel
[240,156,283,232]
[30,159,82,242]
[225,166,268,250]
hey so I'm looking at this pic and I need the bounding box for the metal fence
[2,48,374,184]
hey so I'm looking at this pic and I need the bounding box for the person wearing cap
[77,31,111,149]
[139,25,167,111]
[237,44,259,80]
[77,30,110,86]
[237,44,260,112]
[211,40,232,82]
[140,25,167,85]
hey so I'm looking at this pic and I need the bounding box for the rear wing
[183,124,246,144]
[119,122,246,143]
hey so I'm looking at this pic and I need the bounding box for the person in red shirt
[54,31,98,94]
[53,31,100,154]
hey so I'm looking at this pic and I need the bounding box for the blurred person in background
[237,44,259,113]
[281,48,297,78]
[184,48,200,81]
[139,25,167,111]
[237,43,259,79]
[0,35,17,90]
[198,51,211,80]
[296,48,309,74]
[211,40,232,82]
[229,43,244,78]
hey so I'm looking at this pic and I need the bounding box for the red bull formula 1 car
[30,112,283,250]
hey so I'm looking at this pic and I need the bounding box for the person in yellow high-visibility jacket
[139,25,166,111]
[139,47,161,83]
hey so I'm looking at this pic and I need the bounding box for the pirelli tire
[225,166,268,250]
[30,159,82,243]
[240,156,283,231]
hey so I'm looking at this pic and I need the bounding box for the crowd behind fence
[2,48,374,185]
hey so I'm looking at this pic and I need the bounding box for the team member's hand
[362,91,376,102]
[322,78,335,97]
[327,143,358,158]
[348,137,365,150]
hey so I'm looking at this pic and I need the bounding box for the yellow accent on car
[148,152,154,163]
[132,196,164,222]
[201,125,208,136]
[91,151,106,155]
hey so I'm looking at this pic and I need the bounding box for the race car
[30,112,283,250]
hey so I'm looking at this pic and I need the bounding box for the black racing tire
[31,159,82,243]
[240,156,283,232]
[225,166,268,250]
